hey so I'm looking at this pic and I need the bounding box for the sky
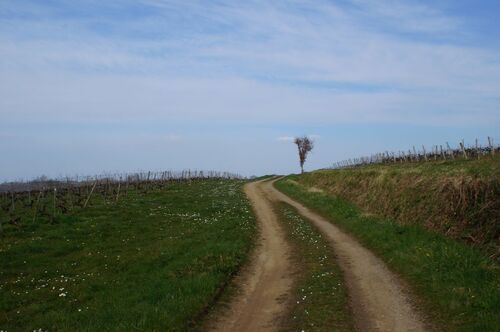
[1,0,499,180]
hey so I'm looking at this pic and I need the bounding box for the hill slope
[295,156,499,253]
[0,179,255,331]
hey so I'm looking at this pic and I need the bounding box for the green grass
[275,177,500,332]
[0,179,256,331]
[277,203,353,332]
[327,154,499,176]
[298,156,500,250]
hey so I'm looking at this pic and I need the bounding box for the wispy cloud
[1,0,499,127]
[0,0,499,179]
[349,0,459,33]
[277,136,295,142]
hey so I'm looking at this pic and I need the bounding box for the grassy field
[0,179,256,331]
[278,203,353,331]
[275,176,500,332]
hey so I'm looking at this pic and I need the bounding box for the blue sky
[1,0,499,180]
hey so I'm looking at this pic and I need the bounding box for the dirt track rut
[212,178,428,332]
[267,179,428,332]
[210,179,293,331]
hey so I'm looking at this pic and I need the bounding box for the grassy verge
[0,179,256,331]
[275,177,499,332]
[277,202,353,332]
[294,156,499,251]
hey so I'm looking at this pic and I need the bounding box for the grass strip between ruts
[277,202,354,331]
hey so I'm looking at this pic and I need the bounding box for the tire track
[210,179,293,331]
[267,178,429,332]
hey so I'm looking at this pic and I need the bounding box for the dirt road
[210,179,294,331]
[212,178,428,331]
[267,179,428,332]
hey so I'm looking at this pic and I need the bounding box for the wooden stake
[52,188,57,221]
[115,182,121,202]
[446,142,454,159]
[104,179,108,201]
[475,138,480,159]
[83,182,97,208]
[10,192,15,212]
[460,140,468,159]
[32,191,43,223]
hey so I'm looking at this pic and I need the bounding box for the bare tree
[294,136,314,173]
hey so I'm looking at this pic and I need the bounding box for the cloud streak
[1,0,499,127]
[277,136,295,142]
[0,0,499,179]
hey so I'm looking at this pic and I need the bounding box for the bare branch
[294,136,314,173]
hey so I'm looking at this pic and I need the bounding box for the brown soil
[268,178,429,332]
[211,178,429,331]
[209,179,294,331]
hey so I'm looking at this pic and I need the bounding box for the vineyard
[331,137,498,169]
[0,170,242,234]
[0,176,255,331]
